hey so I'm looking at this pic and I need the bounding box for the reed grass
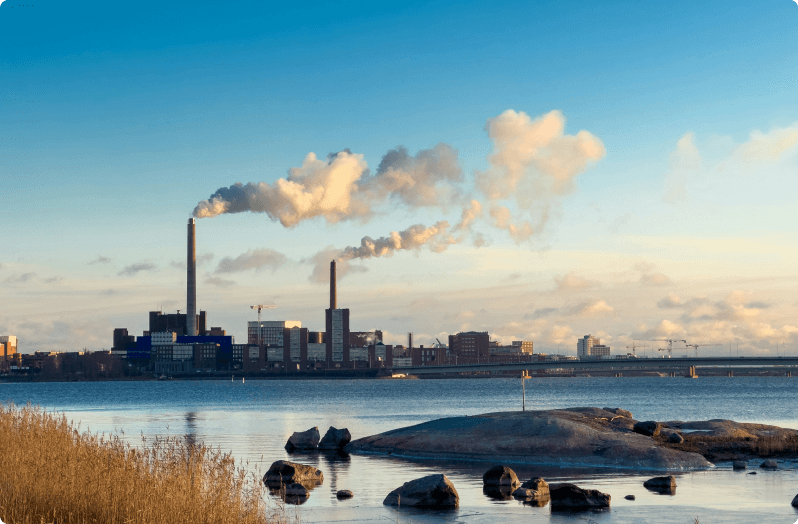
[0,403,287,524]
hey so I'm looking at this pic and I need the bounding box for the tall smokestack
[187,218,197,336]
[330,259,337,309]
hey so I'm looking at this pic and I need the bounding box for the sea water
[2,376,797,523]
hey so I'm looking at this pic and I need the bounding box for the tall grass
[0,403,286,524]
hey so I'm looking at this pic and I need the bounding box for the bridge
[390,356,798,375]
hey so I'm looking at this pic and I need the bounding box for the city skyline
[2,1,798,354]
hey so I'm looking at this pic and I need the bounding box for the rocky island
[345,407,798,470]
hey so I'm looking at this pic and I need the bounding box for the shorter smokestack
[408,332,413,349]
[330,259,337,309]
[187,218,197,337]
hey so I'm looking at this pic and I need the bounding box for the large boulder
[482,465,519,487]
[550,483,610,510]
[319,426,351,450]
[263,460,324,487]
[383,474,459,508]
[760,459,779,469]
[285,427,320,451]
[633,421,662,437]
[603,407,633,419]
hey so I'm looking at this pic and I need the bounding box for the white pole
[522,371,526,412]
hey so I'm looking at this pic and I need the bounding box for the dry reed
[0,403,287,524]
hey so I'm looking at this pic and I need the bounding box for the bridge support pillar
[687,366,698,378]
[727,370,733,377]
[787,371,792,377]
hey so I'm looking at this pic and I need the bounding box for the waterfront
[2,377,798,523]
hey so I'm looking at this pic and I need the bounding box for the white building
[577,334,610,359]
[247,321,301,346]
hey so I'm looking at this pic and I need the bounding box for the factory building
[0,335,18,373]
[449,331,490,360]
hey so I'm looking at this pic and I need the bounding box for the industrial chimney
[187,218,197,336]
[330,259,337,310]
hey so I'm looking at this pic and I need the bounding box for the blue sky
[2,0,798,354]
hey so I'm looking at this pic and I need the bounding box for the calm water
[3,376,798,523]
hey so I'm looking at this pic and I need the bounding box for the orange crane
[649,339,686,356]
[686,343,720,358]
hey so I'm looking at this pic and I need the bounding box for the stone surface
[668,432,684,444]
[550,483,611,510]
[643,476,677,489]
[336,490,354,499]
[732,460,747,470]
[285,427,321,451]
[482,465,519,487]
[520,477,550,495]
[346,408,711,470]
[319,426,352,450]
[633,421,662,437]
[603,407,633,419]
[263,460,324,487]
[760,459,779,469]
[284,483,309,496]
[383,474,459,508]
[625,495,635,500]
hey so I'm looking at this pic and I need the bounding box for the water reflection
[184,411,198,447]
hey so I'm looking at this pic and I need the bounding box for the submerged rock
[383,474,459,508]
[550,483,610,510]
[625,494,635,500]
[761,459,779,469]
[482,465,519,487]
[336,490,354,499]
[733,460,747,470]
[285,427,320,451]
[633,421,662,437]
[263,460,324,487]
[644,475,676,494]
[346,408,711,470]
[319,426,351,450]
[483,485,514,501]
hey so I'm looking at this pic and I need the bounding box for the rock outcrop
[285,427,320,451]
[550,483,610,510]
[603,408,633,419]
[263,460,324,487]
[482,465,519,486]
[319,426,351,450]
[346,408,711,470]
[634,421,662,437]
[383,474,459,508]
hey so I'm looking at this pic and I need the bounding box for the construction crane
[649,339,686,356]
[626,343,649,357]
[686,343,720,358]
[250,305,276,345]
[434,338,446,348]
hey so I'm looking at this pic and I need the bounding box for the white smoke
[340,221,455,261]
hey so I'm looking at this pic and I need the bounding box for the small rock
[383,474,459,508]
[285,427,321,451]
[483,465,519,487]
[336,490,354,499]
[550,483,611,510]
[732,460,747,470]
[643,476,677,489]
[520,477,550,495]
[603,407,634,419]
[791,493,798,507]
[625,495,635,500]
[760,459,779,469]
[263,460,324,487]
[319,426,351,450]
[633,421,662,437]
[748,471,757,475]
[668,432,684,444]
